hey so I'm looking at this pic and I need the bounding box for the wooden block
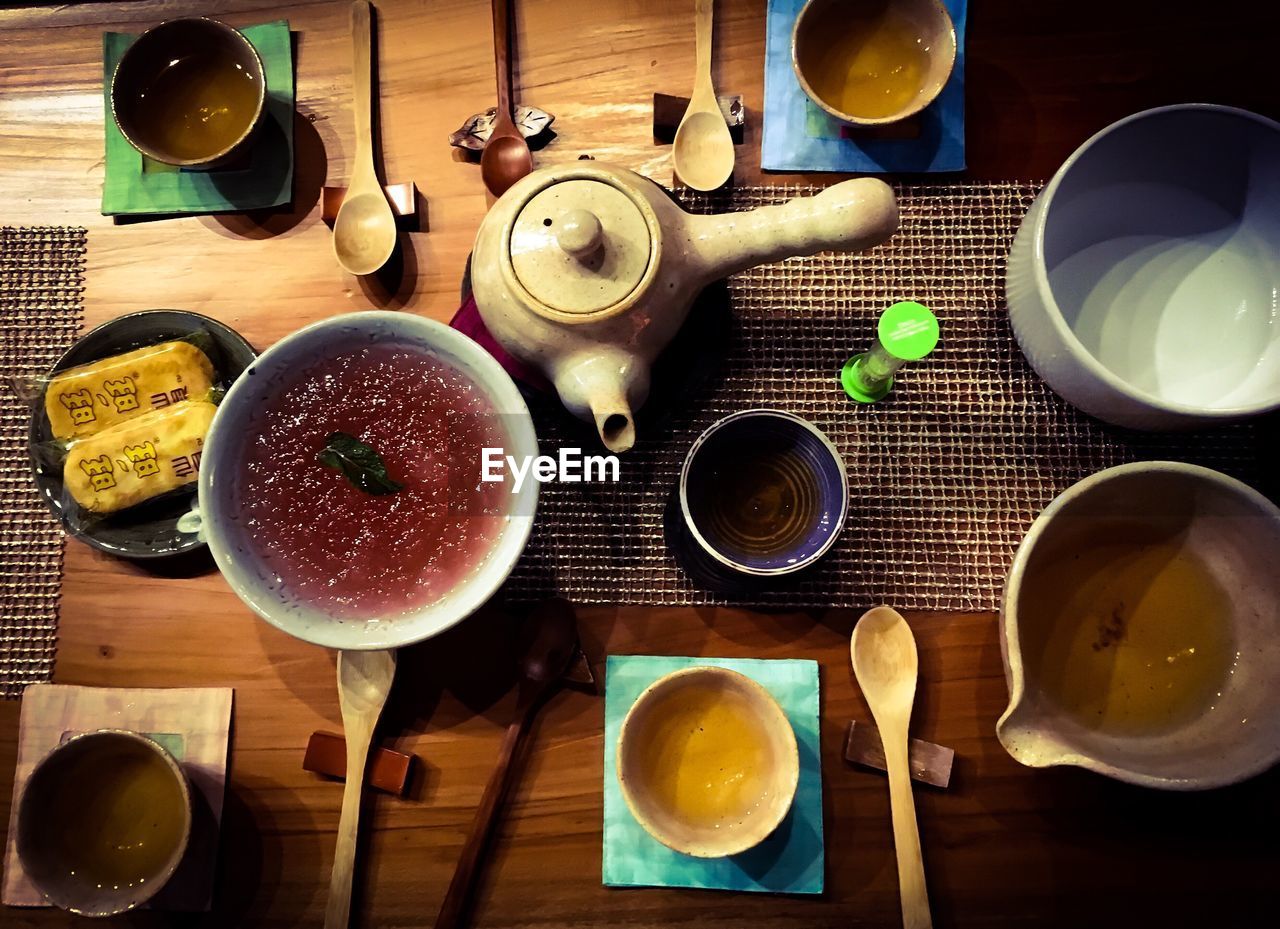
[844,720,954,789]
[303,730,415,796]
[653,92,745,145]
[321,182,419,225]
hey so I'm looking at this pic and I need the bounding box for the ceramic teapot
[471,162,899,451]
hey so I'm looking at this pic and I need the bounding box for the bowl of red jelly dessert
[199,311,539,650]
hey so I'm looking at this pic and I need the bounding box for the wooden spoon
[332,0,397,276]
[324,648,397,929]
[672,0,734,191]
[850,606,933,929]
[479,0,533,198]
[433,601,580,929]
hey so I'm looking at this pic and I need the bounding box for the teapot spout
[682,177,899,286]
[551,350,650,454]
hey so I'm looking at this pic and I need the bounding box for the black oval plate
[29,310,257,559]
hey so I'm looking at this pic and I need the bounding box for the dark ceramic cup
[679,409,849,576]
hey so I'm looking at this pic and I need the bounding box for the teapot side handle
[682,178,900,286]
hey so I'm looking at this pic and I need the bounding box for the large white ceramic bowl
[200,312,539,650]
[998,462,1280,789]
[1007,105,1280,429]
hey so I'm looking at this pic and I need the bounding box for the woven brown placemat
[1,226,85,698]
[504,183,1268,612]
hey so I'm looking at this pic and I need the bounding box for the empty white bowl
[1007,104,1280,429]
[199,312,539,651]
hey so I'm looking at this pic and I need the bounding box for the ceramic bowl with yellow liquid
[617,666,800,857]
[16,730,193,916]
[998,462,1280,790]
[792,0,957,127]
[111,18,266,168]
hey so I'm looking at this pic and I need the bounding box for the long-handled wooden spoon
[479,0,533,198]
[433,602,579,929]
[851,606,933,929]
[672,0,734,191]
[324,648,397,929]
[332,0,397,276]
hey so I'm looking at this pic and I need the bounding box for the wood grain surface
[2,0,1279,926]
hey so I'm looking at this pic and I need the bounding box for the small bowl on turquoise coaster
[101,20,295,216]
[616,666,799,858]
[603,656,824,894]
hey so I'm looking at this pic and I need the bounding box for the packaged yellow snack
[45,341,215,442]
[62,400,217,515]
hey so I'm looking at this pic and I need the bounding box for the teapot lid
[509,178,653,317]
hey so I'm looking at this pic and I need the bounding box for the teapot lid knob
[556,209,604,259]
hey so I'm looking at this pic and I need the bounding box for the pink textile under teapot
[470,162,899,451]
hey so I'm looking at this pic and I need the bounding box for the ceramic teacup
[111,18,266,168]
[16,730,193,917]
[1006,104,1280,429]
[792,0,957,127]
[998,462,1280,789]
[617,666,800,857]
[679,409,848,576]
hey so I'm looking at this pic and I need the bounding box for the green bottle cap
[840,301,939,404]
[878,301,939,361]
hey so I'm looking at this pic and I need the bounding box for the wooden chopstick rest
[322,182,419,227]
[844,720,954,789]
[304,730,416,796]
[653,92,745,145]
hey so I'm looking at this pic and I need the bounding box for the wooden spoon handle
[349,0,377,183]
[692,0,715,103]
[434,714,528,929]
[491,0,515,124]
[885,732,932,929]
[324,720,374,929]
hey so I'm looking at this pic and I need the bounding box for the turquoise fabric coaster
[603,655,823,894]
[101,21,294,216]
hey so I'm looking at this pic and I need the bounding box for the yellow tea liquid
[131,52,258,160]
[45,742,188,889]
[803,2,931,120]
[636,685,774,829]
[1022,524,1235,735]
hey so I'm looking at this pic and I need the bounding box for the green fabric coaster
[101,21,294,216]
[603,655,824,894]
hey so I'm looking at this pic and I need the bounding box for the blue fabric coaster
[602,655,823,894]
[761,0,968,173]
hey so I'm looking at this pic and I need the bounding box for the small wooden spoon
[672,0,734,191]
[433,601,580,929]
[851,606,933,929]
[332,0,397,276]
[324,648,396,929]
[479,0,533,198]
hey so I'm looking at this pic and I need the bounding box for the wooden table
[2,0,1278,926]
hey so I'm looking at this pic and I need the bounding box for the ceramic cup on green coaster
[111,18,266,169]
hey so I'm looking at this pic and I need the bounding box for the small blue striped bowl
[679,409,848,576]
